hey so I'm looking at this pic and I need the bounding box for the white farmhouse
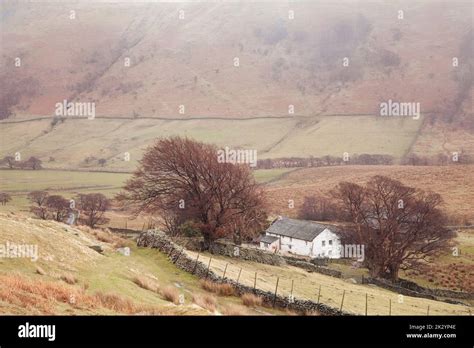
[259,217,342,259]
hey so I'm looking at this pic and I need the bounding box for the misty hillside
[0,0,472,170]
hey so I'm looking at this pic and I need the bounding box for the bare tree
[332,176,454,281]
[25,156,42,170]
[1,156,15,169]
[76,193,111,228]
[118,137,267,248]
[27,190,49,219]
[0,192,12,205]
[46,195,69,222]
[298,195,340,221]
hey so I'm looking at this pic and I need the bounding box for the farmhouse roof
[260,235,279,244]
[266,217,337,242]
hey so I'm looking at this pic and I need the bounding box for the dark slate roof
[266,217,335,242]
[260,235,279,244]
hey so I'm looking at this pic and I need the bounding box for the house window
[329,240,333,246]
[288,245,292,250]
[328,250,332,255]
[290,237,292,242]
[322,241,326,247]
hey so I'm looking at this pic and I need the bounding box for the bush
[159,286,180,304]
[298,195,340,221]
[178,221,201,237]
[192,293,217,312]
[0,192,12,205]
[132,276,160,292]
[200,280,234,296]
[93,291,136,313]
[60,274,77,285]
[241,293,263,307]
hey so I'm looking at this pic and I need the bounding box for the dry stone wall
[362,277,473,303]
[208,240,286,266]
[137,230,348,315]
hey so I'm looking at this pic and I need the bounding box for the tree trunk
[386,263,400,282]
[202,234,212,250]
[233,229,242,245]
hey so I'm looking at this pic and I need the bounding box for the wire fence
[184,250,472,316]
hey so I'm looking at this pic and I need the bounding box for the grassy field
[0,167,295,232]
[0,213,285,315]
[321,228,474,294]
[0,115,422,171]
[0,168,290,212]
[183,249,471,316]
[0,170,130,216]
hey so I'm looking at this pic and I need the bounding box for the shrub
[160,286,180,304]
[285,308,299,316]
[0,273,161,315]
[132,276,160,293]
[200,280,234,296]
[192,293,217,312]
[241,293,263,307]
[93,291,135,312]
[60,274,77,285]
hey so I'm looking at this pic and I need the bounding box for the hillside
[0,213,284,315]
[0,0,473,169]
[266,164,474,223]
[0,212,471,316]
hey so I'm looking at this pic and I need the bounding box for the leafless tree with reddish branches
[332,175,455,281]
[117,137,267,248]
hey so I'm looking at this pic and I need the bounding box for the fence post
[125,219,127,229]
[340,290,345,312]
[389,299,391,316]
[253,272,257,290]
[205,257,212,279]
[427,305,430,316]
[273,277,280,308]
[365,293,368,316]
[290,279,294,299]
[222,263,229,281]
[317,285,322,304]
[192,253,200,274]
[236,268,242,285]
[173,247,184,264]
